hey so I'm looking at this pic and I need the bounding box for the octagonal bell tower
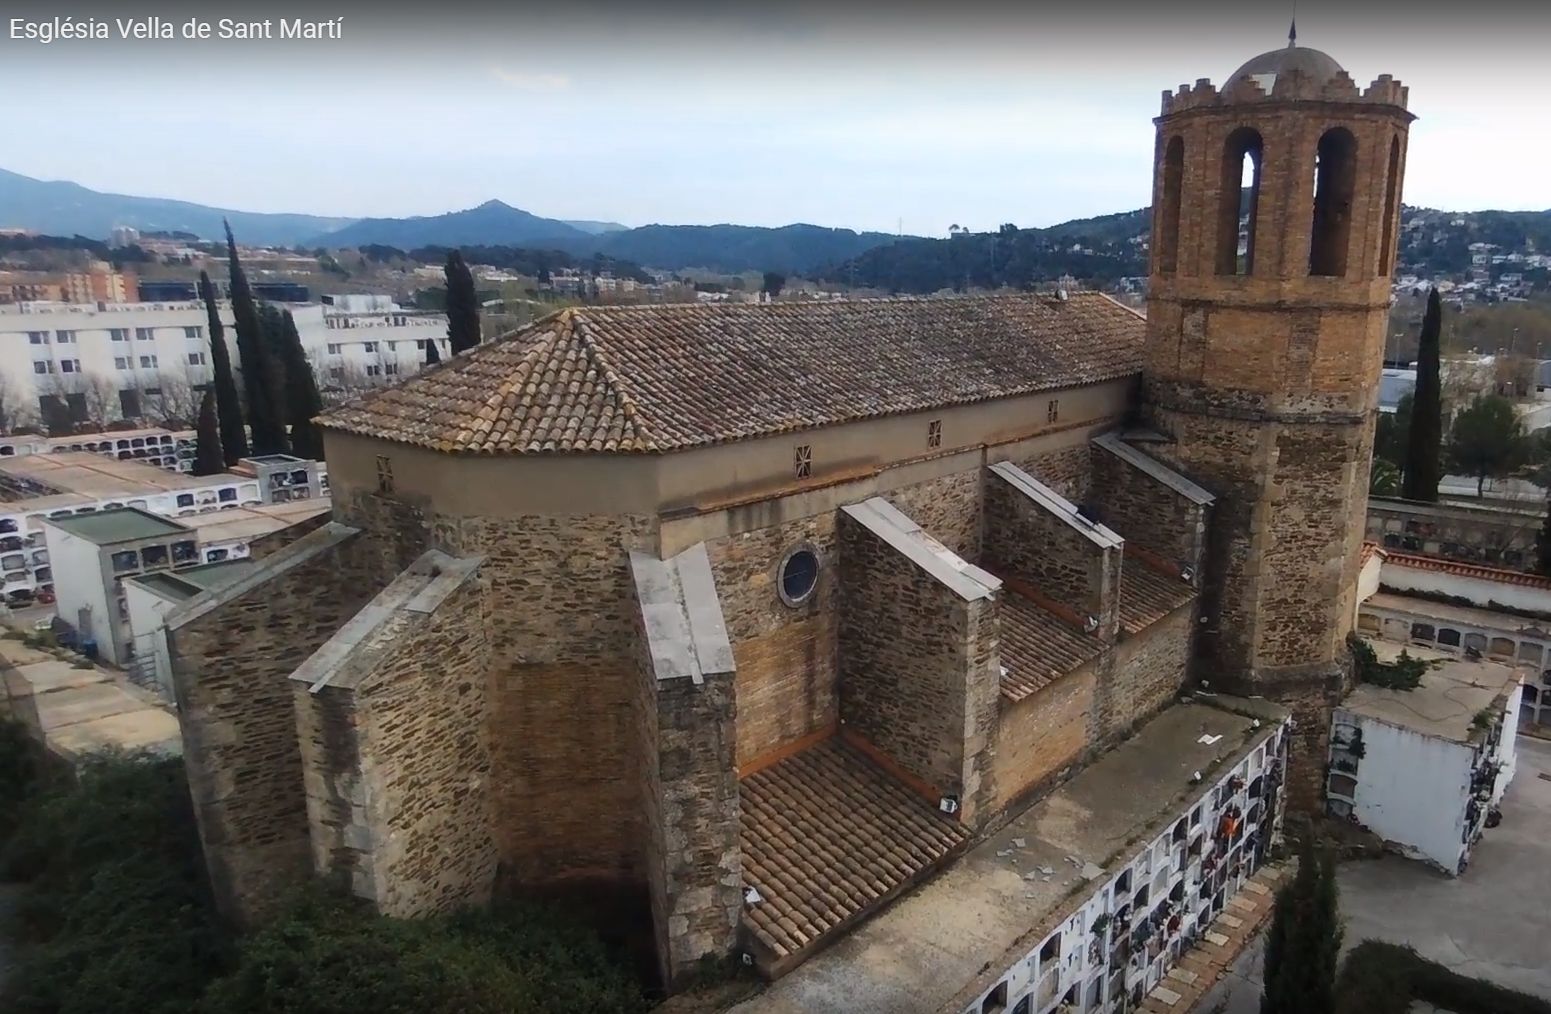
[1141,33,1413,808]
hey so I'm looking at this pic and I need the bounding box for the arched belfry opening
[1310,127,1358,276]
[1216,128,1263,276]
[1157,136,1185,275]
[1379,136,1401,277]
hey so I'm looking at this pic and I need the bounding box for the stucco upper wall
[320,376,1137,522]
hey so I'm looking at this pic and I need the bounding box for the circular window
[778,545,820,607]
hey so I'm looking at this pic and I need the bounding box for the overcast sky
[1,0,1545,235]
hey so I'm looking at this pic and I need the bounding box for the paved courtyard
[1198,734,1551,1010]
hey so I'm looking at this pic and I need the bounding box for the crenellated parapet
[1161,70,1409,115]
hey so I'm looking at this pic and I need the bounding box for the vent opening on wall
[794,444,811,479]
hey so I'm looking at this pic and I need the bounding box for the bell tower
[1141,36,1413,808]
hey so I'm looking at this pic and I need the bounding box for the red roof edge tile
[1382,549,1551,589]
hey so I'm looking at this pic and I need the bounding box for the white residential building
[0,298,451,431]
[1328,642,1520,875]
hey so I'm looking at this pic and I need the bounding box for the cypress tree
[226,222,288,454]
[192,390,225,476]
[1262,836,1342,1014]
[274,309,326,461]
[424,337,442,366]
[444,249,482,355]
[1401,288,1444,501]
[198,270,249,465]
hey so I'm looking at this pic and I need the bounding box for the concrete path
[1195,736,1551,1009]
[1,639,180,762]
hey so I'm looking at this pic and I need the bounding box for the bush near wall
[0,741,651,1014]
[1335,941,1551,1014]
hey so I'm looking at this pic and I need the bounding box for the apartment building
[0,298,450,431]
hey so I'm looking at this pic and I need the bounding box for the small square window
[376,455,394,493]
[187,352,206,366]
[184,326,202,339]
[927,419,942,448]
[55,330,76,343]
[27,331,48,344]
[135,327,155,341]
[794,444,811,479]
[363,341,378,353]
[109,329,129,341]
[114,357,130,370]
[366,364,382,377]
[326,343,342,355]
[33,362,49,375]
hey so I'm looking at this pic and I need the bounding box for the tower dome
[1229,43,1344,91]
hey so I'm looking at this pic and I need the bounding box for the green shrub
[1,748,651,1014]
[2,749,227,1014]
[1336,941,1551,1014]
[0,718,41,848]
[200,890,650,1014]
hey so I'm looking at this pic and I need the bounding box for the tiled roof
[1382,550,1551,589]
[739,737,972,965]
[1000,592,1102,702]
[1360,540,1383,566]
[317,293,1144,454]
[1120,560,1196,635]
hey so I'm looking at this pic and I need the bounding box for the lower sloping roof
[739,737,972,973]
[999,592,1102,701]
[1120,560,1196,635]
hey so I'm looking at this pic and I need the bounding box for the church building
[163,35,1411,1014]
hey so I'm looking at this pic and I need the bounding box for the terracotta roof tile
[1000,592,1102,702]
[739,738,971,963]
[318,293,1144,454]
[1382,550,1551,589]
[1120,560,1196,635]
[1361,540,1383,566]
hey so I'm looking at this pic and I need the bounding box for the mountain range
[0,168,898,274]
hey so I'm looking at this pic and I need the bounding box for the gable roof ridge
[567,309,661,451]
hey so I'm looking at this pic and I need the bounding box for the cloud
[489,67,571,91]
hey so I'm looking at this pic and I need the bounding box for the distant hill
[583,223,905,274]
[307,199,588,248]
[562,219,629,235]
[0,167,350,247]
[822,211,1151,293]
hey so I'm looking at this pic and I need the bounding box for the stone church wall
[1101,602,1195,743]
[707,512,838,768]
[294,574,498,918]
[991,666,1097,811]
[442,511,655,889]
[836,508,999,822]
[168,525,381,925]
[885,465,983,561]
[1090,447,1206,569]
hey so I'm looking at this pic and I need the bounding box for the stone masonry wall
[438,512,655,889]
[708,512,837,768]
[636,665,742,988]
[1013,442,1092,504]
[983,472,1109,623]
[836,509,1000,823]
[168,527,382,925]
[885,466,983,562]
[293,682,366,893]
[1100,603,1195,744]
[991,666,1097,811]
[1091,446,1206,570]
[307,575,497,918]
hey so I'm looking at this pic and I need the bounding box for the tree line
[1371,287,1551,574]
[188,231,482,474]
